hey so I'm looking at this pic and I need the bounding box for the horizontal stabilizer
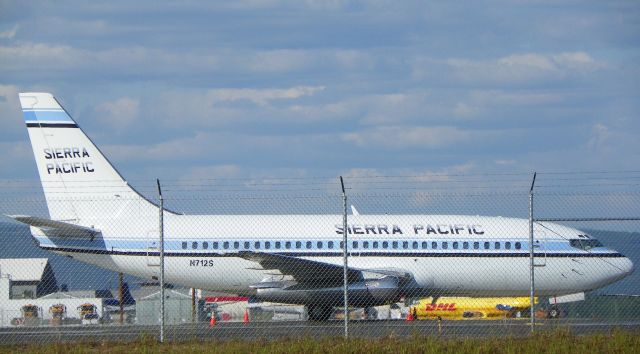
[8,215,101,239]
[549,292,585,304]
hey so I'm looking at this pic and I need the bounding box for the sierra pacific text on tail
[10,92,635,320]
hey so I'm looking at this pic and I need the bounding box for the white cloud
[180,164,243,181]
[145,85,331,130]
[206,86,325,106]
[249,50,313,72]
[0,43,86,67]
[337,164,485,199]
[445,52,602,84]
[284,91,442,126]
[103,132,213,162]
[452,90,564,119]
[0,84,23,135]
[0,25,18,39]
[588,123,611,150]
[0,140,31,161]
[497,53,556,71]
[247,48,375,73]
[552,52,599,68]
[0,42,219,77]
[452,102,477,119]
[333,49,375,70]
[95,97,140,132]
[342,126,471,149]
[494,159,516,166]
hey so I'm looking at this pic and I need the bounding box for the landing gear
[548,306,560,319]
[307,306,332,321]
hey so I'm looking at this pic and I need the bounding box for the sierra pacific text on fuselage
[42,147,94,174]
[335,224,485,235]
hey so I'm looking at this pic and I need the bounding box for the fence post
[157,179,165,343]
[340,176,348,339]
[119,272,124,324]
[529,172,536,332]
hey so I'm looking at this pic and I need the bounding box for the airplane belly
[405,256,606,297]
[54,251,263,293]
[47,252,629,298]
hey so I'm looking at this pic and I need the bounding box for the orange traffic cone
[243,309,250,324]
[406,308,414,321]
[209,314,216,327]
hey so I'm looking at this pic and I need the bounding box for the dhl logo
[425,303,457,311]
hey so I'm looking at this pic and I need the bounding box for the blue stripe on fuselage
[33,235,619,257]
[41,246,625,258]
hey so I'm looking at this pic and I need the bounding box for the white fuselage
[32,214,634,298]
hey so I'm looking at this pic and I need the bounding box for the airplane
[8,92,634,321]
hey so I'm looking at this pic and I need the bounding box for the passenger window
[192,242,198,250]
[442,242,448,249]
[275,241,281,249]
[432,241,438,249]
[392,241,398,249]
[373,241,379,249]
[255,241,260,249]
[515,242,521,250]
[182,242,188,250]
[352,241,358,249]
[265,241,271,249]
[296,241,302,249]
[505,242,511,250]
[495,242,500,250]
[328,241,334,249]
[484,242,490,250]
[422,241,428,249]
[223,241,229,249]
[403,241,408,249]
[245,241,251,249]
[317,241,323,249]
[463,242,469,249]
[473,242,479,250]
[212,242,218,249]
[233,241,239,249]
[203,242,208,249]
[453,242,459,249]
[383,241,389,249]
[363,241,369,249]
[306,241,312,249]
[412,241,418,249]
[340,241,344,249]
[285,241,291,249]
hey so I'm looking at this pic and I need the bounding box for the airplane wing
[237,251,412,287]
[238,251,363,286]
[8,215,101,239]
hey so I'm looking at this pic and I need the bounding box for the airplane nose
[623,257,635,276]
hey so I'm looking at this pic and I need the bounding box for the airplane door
[533,231,547,267]
[146,230,160,267]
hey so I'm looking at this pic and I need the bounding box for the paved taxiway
[1,319,638,345]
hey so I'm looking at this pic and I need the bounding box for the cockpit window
[570,239,603,250]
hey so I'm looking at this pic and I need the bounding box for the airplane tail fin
[19,92,157,221]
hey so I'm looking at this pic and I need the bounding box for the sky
[0,0,639,189]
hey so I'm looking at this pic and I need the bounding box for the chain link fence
[0,173,638,343]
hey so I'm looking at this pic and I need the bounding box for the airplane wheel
[548,306,560,319]
[307,306,332,321]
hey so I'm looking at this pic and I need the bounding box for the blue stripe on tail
[23,110,74,123]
